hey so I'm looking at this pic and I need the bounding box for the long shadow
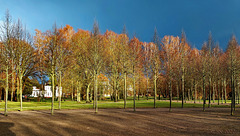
[0,122,16,136]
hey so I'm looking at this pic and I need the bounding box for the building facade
[31,86,62,98]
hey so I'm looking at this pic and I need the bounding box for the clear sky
[0,0,240,49]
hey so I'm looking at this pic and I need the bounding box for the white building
[31,86,62,98]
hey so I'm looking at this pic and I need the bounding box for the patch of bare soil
[0,108,240,136]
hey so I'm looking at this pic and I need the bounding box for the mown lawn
[0,98,235,112]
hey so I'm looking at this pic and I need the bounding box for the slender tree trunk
[182,68,184,108]
[11,61,14,102]
[218,80,220,105]
[133,68,136,112]
[94,71,98,113]
[213,83,215,103]
[221,79,224,104]
[146,77,149,100]
[77,83,79,102]
[224,78,227,103]
[77,82,81,102]
[203,73,206,112]
[238,83,240,104]
[59,71,62,109]
[92,88,95,109]
[169,80,172,112]
[199,86,202,103]
[194,81,197,104]
[51,73,55,115]
[86,83,91,102]
[176,82,179,102]
[208,78,211,108]
[138,73,140,101]
[190,80,193,102]
[154,73,157,108]
[71,80,74,101]
[124,72,127,109]
[230,64,235,115]
[17,77,20,102]
[234,80,236,111]
[20,74,23,111]
[5,66,8,116]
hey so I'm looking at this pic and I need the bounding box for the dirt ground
[0,108,240,136]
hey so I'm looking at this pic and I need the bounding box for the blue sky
[0,0,240,50]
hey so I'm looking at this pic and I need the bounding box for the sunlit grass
[0,98,237,112]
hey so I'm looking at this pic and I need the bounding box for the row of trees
[0,11,239,116]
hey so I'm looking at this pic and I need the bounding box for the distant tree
[161,35,180,111]
[200,42,208,111]
[226,35,239,115]
[118,28,130,109]
[129,37,142,111]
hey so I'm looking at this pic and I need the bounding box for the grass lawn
[0,98,237,112]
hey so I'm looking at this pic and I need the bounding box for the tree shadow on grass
[0,122,15,136]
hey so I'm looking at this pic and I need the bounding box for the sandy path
[0,108,240,136]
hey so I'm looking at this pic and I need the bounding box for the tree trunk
[59,71,62,109]
[124,72,127,109]
[221,79,224,104]
[203,73,206,112]
[217,80,219,105]
[213,83,215,103]
[154,73,157,108]
[113,71,117,102]
[20,74,23,111]
[182,68,184,108]
[94,71,98,113]
[208,78,211,108]
[146,77,149,100]
[51,73,55,115]
[231,69,234,116]
[224,78,227,103]
[169,80,172,112]
[11,61,14,102]
[71,80,74,101]
[190,80,193,102]
[86,83,91,102]
[238,83,240,104]
[77,82,81,102]
[5,66,8,116]
[194,81,197,104]
[176,82,179,102]
[17,77,20,102]
[133,69,136,112]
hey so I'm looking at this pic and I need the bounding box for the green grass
[0,98,236,112]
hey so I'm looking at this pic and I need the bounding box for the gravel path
[0,108,240,136]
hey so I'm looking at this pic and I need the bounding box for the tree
[0,10,13,116]
[161,35,180,111]
[129,36,143,111]
[179,31,190,108]
[71,29,92,102]
[38,23,61,115]
[200,42,208,111]
[118,28,130,109]
[206,32,214,108]
[14,19,35,111]
[56,25,74,109]
[226,35,239,115]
